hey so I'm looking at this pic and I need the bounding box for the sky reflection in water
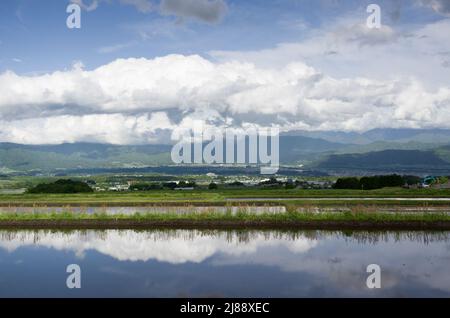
[0,229,449,298]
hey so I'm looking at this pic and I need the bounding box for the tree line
[333,175,418,190]
[27,179,93,194]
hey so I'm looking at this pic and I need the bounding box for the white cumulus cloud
[1,16,450,144]
[0,53,450,144]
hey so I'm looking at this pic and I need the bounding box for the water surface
[1,205,448,215]
[0,229,449,297]
[0,206,286,215]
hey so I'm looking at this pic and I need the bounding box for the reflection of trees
[0,229,448,246]
[342,231,450,245]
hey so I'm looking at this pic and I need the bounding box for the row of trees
[130,181,197,191]
[130,181,247,191]
[334,174,412,190]
[27,179,93,194]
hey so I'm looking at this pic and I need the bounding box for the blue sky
[0,0,450,144]
[0,0,443,73]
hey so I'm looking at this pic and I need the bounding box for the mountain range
[1,128,450,175]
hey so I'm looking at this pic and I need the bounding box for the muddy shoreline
[1,219,449,230]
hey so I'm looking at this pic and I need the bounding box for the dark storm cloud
[160,0,228,23]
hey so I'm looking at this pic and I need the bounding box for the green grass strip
[1,210,449,223]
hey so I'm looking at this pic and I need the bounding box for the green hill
[0,143,172,172]
[317,149,450,170]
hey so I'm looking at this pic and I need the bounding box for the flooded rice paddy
[0,229,449,297]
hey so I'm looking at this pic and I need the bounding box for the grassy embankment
[1,188,450,229]
[1,188,450,206]
[0,208,449,230]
